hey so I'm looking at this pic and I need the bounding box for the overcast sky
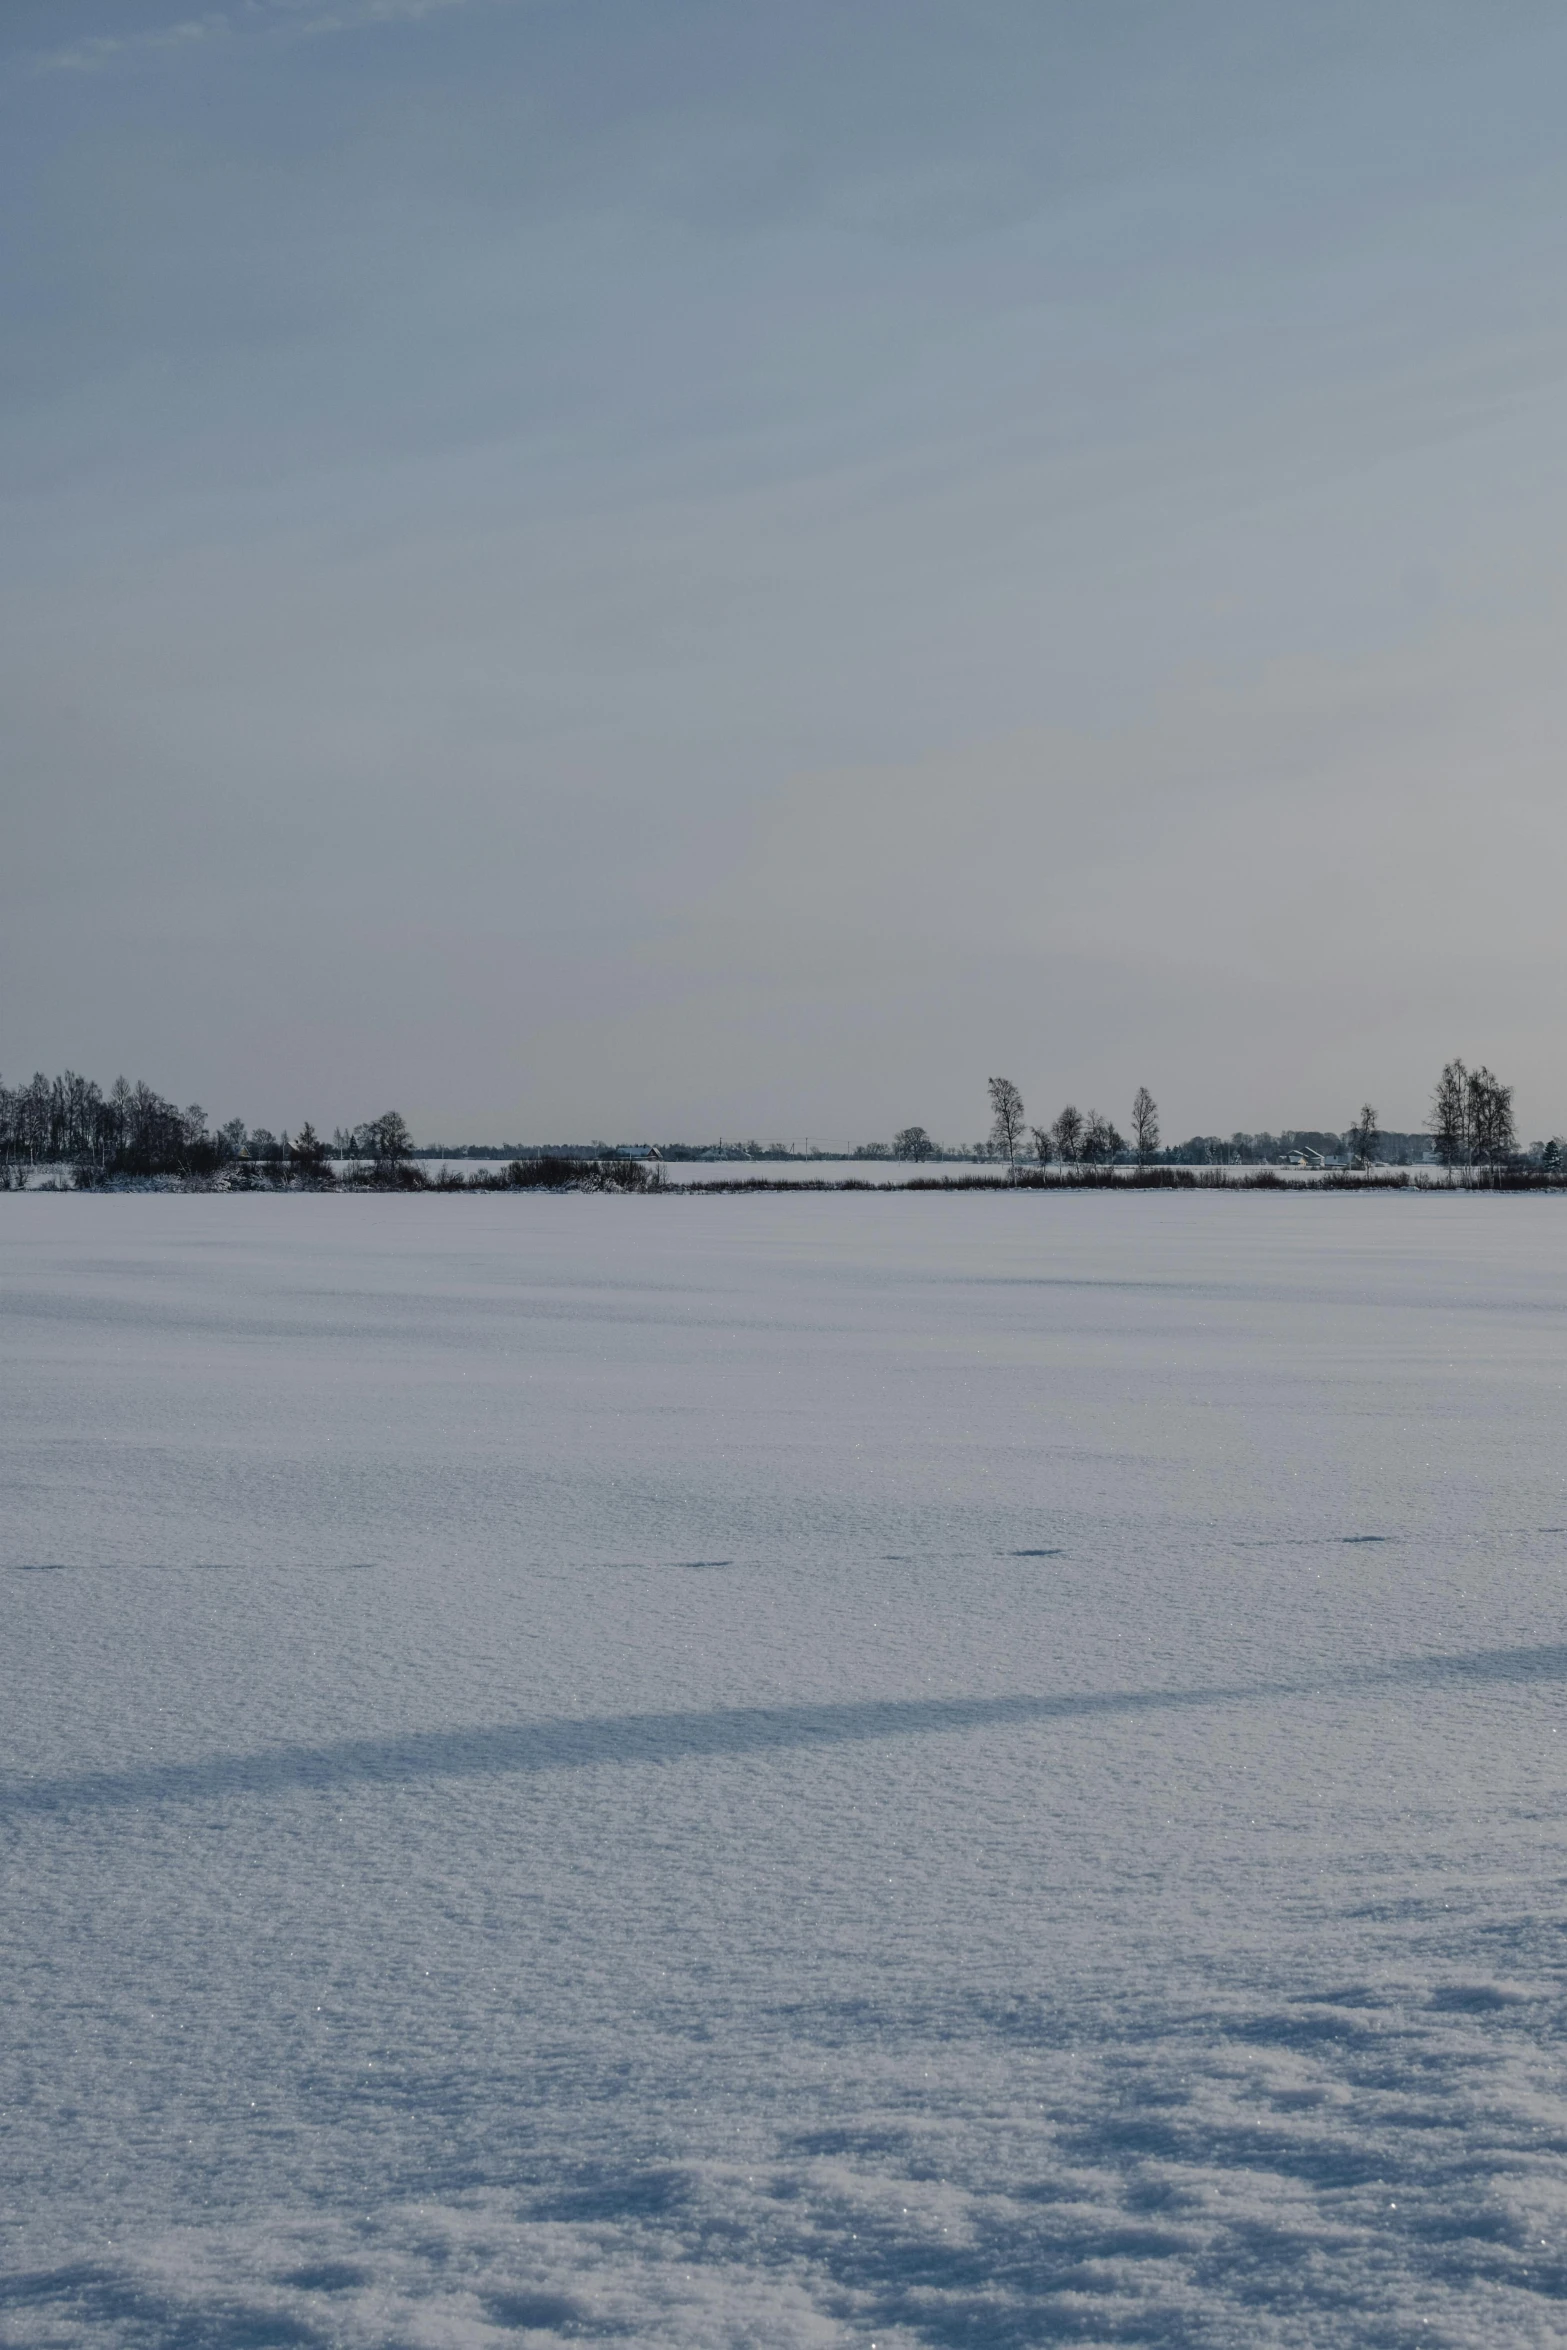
[4,2,1566,1143]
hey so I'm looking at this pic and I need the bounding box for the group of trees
[1332,1076,1531,1177]
[0,1072,215,1178]
[986,1078,1159,1172]
[0,1071,417,1182]
[1429,1060,1518,1174]
[969,1065,1539,1179]
[892,1125,937,1159]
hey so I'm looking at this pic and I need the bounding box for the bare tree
[1430,1060,1468,1171]
[893,1125,935,1160]
[1466,1066,1515,1177]
[1347,1103,1380,1170]
[988,1077,1026,1175]
[1080,1112,1125,1166]
[1051,1104,1084,1165]
[18,1072,50,1164]
[364,1111,415,1169]
[1029,1125,1054,1169]
[1131,1086,1159,1165]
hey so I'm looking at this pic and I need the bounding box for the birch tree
[1131,1086,1159,1165]
[987,1078,1026,1175]
[1430,1060,1467,1170]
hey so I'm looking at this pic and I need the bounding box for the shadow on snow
[5,1641,1567,1819]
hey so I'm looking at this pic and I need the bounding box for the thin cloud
[31,15,229,73]
[26,0,496,75]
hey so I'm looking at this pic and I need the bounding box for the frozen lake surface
[4,1192,1567,2348]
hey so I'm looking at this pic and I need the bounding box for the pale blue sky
[4,2,1566,1140]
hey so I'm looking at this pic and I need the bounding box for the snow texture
[3,1190,1567,2348]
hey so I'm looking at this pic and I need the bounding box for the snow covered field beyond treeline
[4,1193,1567,2347]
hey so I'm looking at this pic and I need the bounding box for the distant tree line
[0,1072,421,1184]
[0,1072,224,1178]
[3,1057,1559,1191]
[927,1066,1558,1182]
[0,1073,665,1191]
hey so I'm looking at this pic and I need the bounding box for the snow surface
[3,1190,1567,2348]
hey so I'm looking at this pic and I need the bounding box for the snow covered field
[4,1191,1567,2348]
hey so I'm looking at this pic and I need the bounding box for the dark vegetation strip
[3,1059,1561,1190]
[671,1169,1567,1194]
[46,1164,1567,1194]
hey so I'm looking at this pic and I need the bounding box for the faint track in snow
[7,1639,1567,1818]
